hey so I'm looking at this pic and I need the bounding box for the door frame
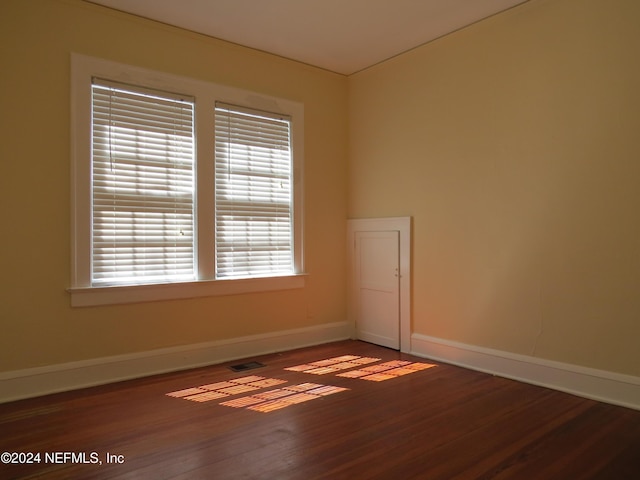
[347,217,411,353]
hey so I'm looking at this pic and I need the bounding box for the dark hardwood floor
[1,340,639,479]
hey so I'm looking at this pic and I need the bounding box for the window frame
[69,54,305,307]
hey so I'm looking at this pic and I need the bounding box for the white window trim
[69,54,305,307]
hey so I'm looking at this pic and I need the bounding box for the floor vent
[229,361,265,372]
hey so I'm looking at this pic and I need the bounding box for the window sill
[68,274,307,307]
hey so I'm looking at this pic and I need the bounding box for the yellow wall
[349,0,640,376]
[0,0,348,371]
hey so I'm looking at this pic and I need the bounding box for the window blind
[91,79,195,285]
[214,103,294,278]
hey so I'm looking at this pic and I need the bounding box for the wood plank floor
[1,340,639,479]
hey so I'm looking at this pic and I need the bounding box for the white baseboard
[411,334,640,411]
[0,322,352,403]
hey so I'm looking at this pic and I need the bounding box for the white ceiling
[87,0,529,75]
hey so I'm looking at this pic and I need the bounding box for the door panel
[355,231,400,349]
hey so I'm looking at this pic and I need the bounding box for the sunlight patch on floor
[287,356,437,381]
[166,354,437,413]
[284,355,381,374]
[166,376,349,413]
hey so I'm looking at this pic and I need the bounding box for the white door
[354,231,400,349]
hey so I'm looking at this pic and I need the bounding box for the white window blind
[91,78,195,285]
[214,103,294,279]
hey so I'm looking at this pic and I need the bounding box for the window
[91,79,196,286]
[70,54,304,306]
[214,103,294,279]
